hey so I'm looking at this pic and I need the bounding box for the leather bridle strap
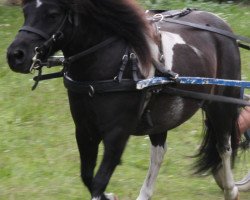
[19,12,69,40]
[63,37,119,66]
[19,26,50,40]
[163,18,250,44]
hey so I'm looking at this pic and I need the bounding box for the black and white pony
[7,0,242,199]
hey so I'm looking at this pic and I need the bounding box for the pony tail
[194,115,221,174]
[194,106,240,174]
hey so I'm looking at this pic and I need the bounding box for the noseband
[19,26,51,40]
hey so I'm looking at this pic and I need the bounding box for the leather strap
[63,72,250,107]
[163,18,250,44]
[162,87,250,107]
[64,37,119,65]
[19,26,50,40]
[63,73,138,96]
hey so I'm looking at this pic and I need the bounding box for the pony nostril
[13,49,25,60]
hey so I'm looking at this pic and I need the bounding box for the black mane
[71,0,155,72]
[21,0,155,72]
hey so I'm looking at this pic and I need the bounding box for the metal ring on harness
[153,14,164,22]
[30,53,42,73]
[88,85,95,97]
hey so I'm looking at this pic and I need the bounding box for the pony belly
[136,95,201,134]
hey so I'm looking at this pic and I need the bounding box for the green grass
[0,1,250,200]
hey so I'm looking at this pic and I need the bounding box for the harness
[20,8,250,125]
[148,9,250,50]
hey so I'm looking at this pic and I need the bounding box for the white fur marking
[92,197,101,200]
[147,38,158,78]
[92,193,115,200]
[36,0,42,8]
[160,32,186,70]
[218,138,239,199]
[137,36,159,78]
[137,144,167,200]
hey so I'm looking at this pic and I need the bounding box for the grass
[0,1,250,199]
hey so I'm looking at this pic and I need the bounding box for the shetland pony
[7,0,241,199]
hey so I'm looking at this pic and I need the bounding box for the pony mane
[21,0,156,74]
[71,0,156,73]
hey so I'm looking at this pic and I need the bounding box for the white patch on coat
[147,37,159,78]
[217,137,239,199]
[92,193,115,200]
[137,36,159,78]
[92,197,101,200]
[36,0,42,8]
[160,31,186,70]
[137,144,167,200]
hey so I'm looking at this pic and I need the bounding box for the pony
[7,0,242,199]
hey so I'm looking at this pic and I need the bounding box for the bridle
[19,9,70,90]
[19,2,122,90]
[19,9,71,73]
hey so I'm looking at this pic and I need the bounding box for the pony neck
[62,34,128,81]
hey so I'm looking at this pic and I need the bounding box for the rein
[63,37,119,67]
[31,37,120,90]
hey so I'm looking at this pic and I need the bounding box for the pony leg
[217,138,239,200]
[91,131,129,200]
[92,193,118,200]
[212,166,224,190]
[137,133,167,200]
[76,127,101,193]
[202,101,240,200]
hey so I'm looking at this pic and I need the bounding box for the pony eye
[47,13,60,19]
[46,11,62,20]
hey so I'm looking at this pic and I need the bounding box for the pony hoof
[104,193,119,200]
[234,193,240,200]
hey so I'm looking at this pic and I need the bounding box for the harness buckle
[52,31,64,42]
[152,14,164,22]
[88,85,95,97]
[122,54,128,62]
[130,53,139,82]
[30,49,42,73]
